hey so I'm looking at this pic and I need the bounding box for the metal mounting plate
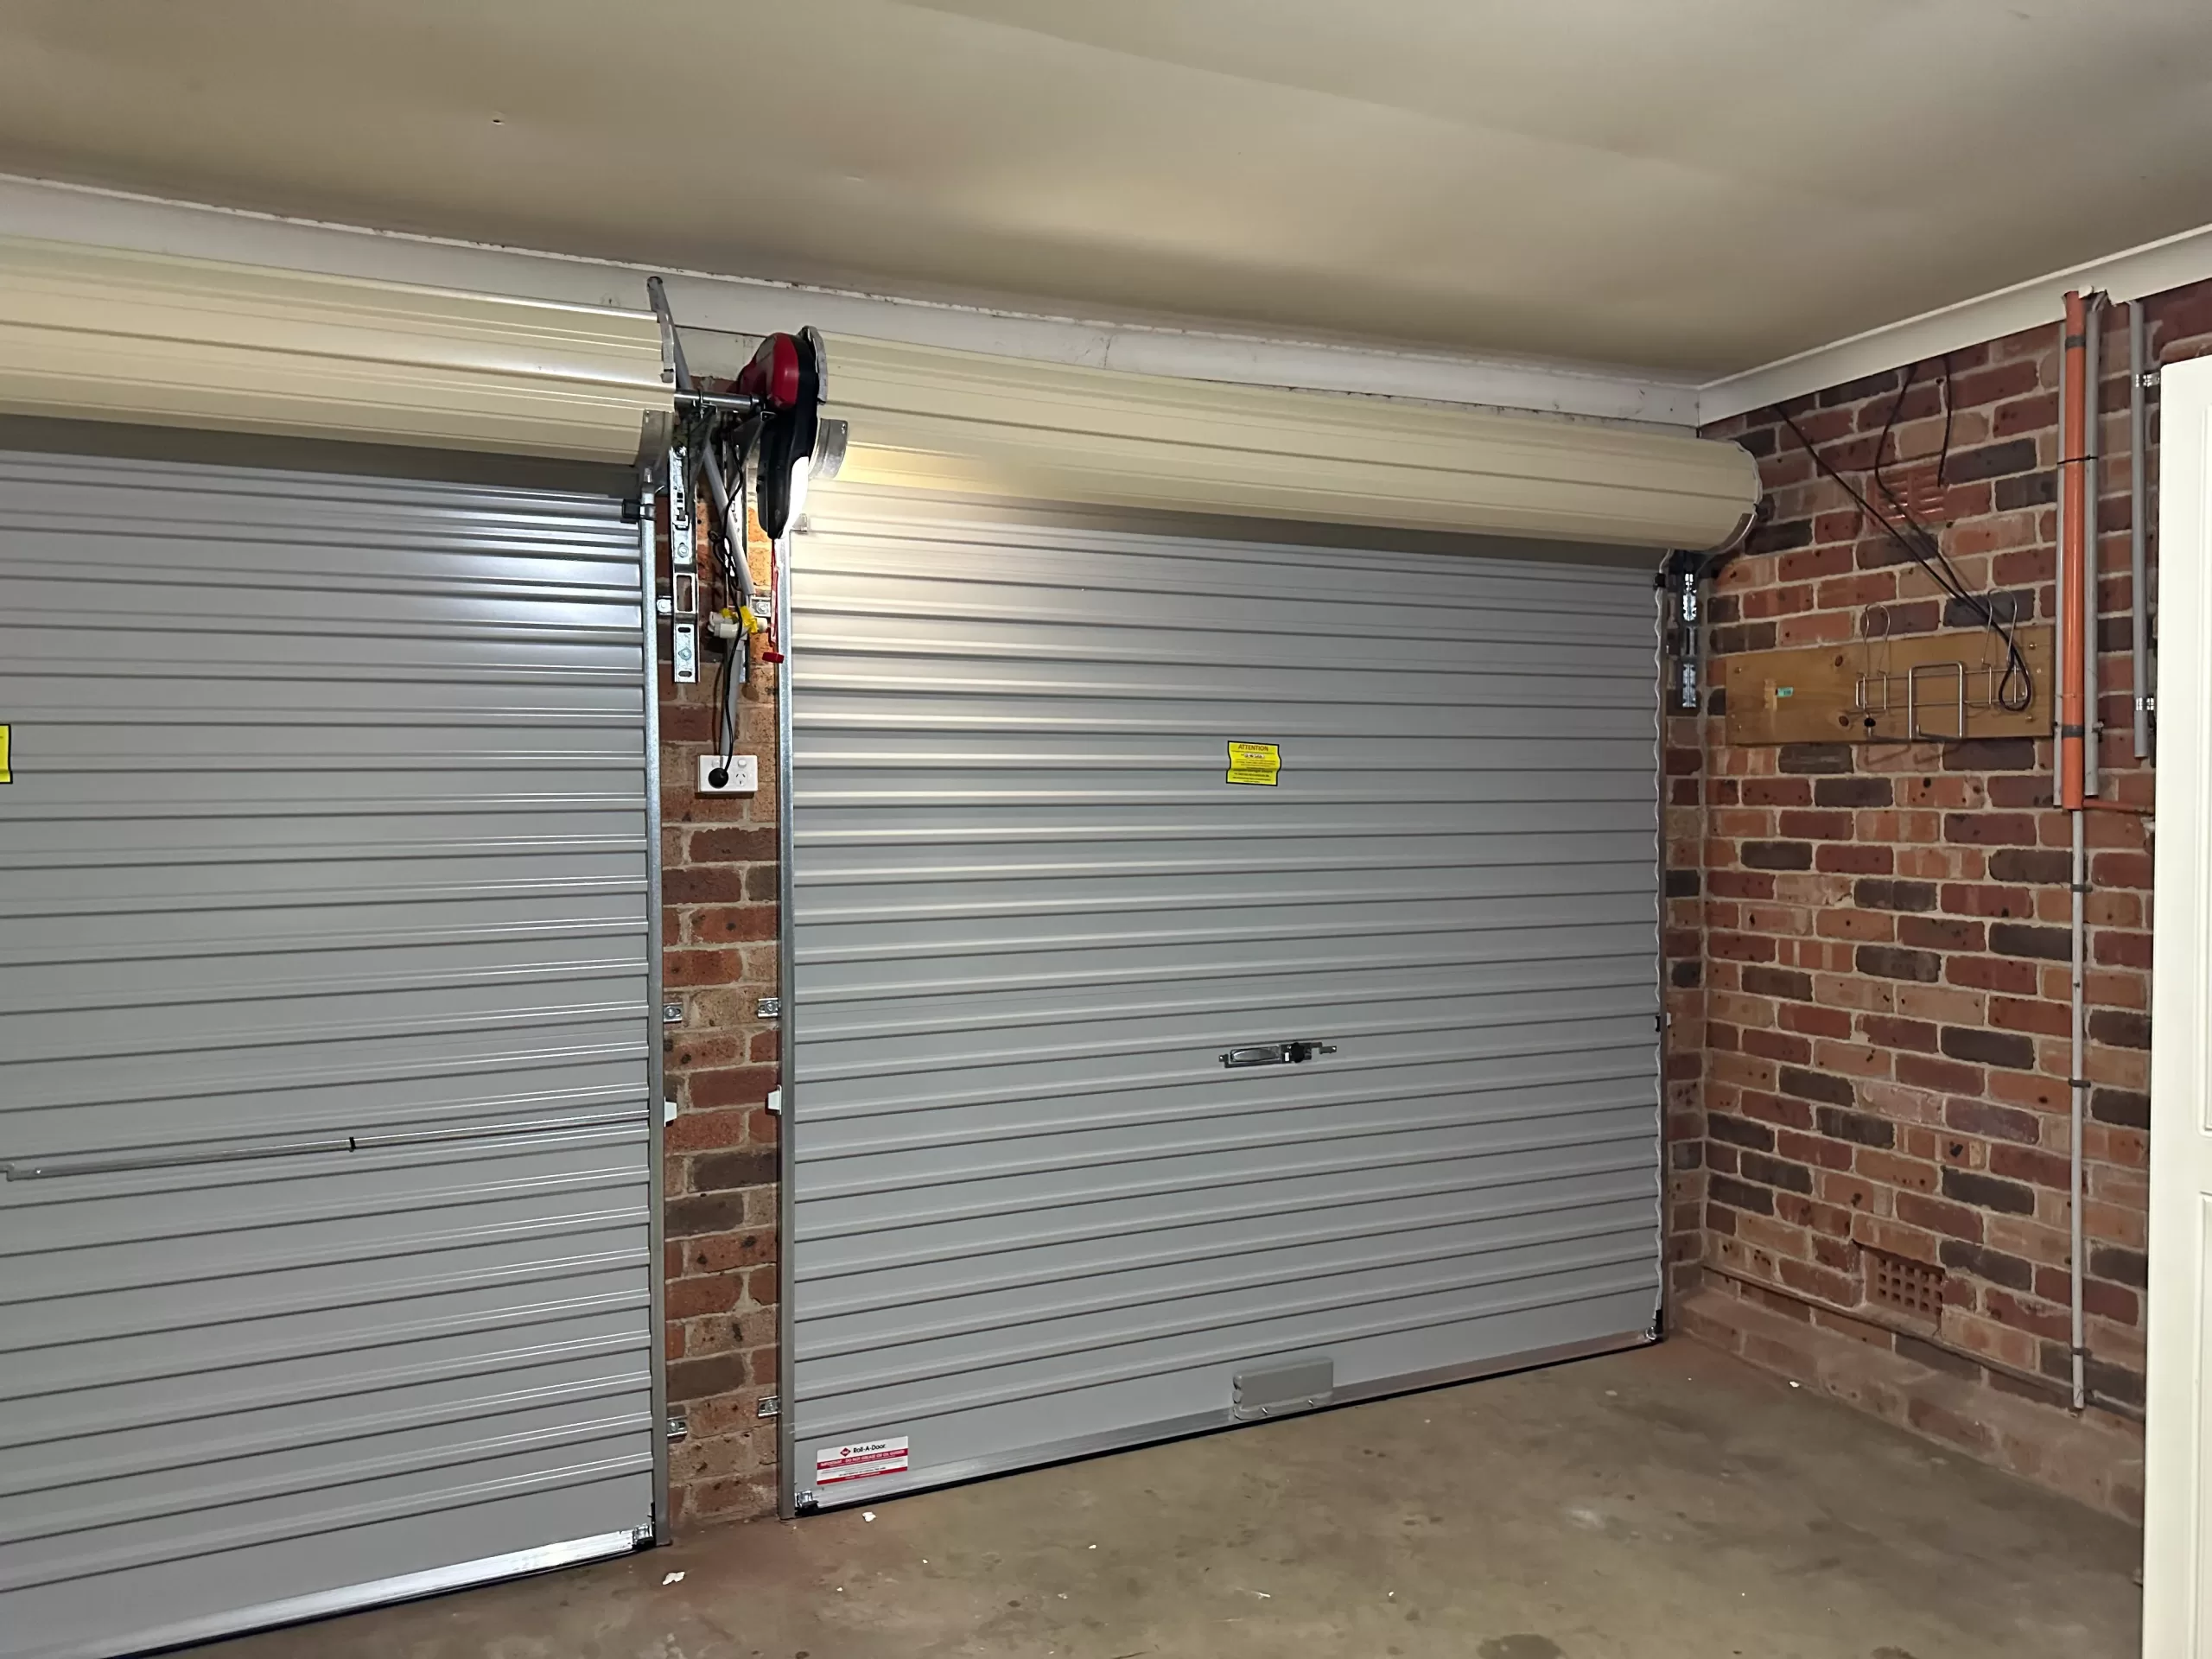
[1231,1357,1335,1421]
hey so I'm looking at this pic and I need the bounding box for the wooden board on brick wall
[1723,624,2052,746]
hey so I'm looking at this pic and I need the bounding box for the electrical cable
[708,411,753,785]
[711,628,738,785]
[1872,359,2032,713]
[1775,368,2033,715]
[685,410,744,614]
[669,398,751,785]
[712,420,750,604]
[1815,357,2029,710]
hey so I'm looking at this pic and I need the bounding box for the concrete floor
[194,1341,2142,1659]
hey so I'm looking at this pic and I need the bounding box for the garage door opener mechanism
[643,280,845,784]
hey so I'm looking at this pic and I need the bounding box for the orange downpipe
[2058,291,2089,810]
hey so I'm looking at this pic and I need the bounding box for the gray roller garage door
[785,498,1663,1510]
[0,449,661,1659]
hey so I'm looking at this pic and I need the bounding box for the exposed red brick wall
[1667,279,2212,1510]
[657,510,782,1526]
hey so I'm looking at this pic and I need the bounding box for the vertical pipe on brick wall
[2131,302,2154,759]
[2083,296,2104,798]
[2053,314,2070,800]
[2059,292,2089,811]
[2058,290,2091,1414]
[2069,805,2088,1413]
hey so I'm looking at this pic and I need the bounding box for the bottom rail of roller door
[41,1529,645,1659]
[795,1327,1650,1513]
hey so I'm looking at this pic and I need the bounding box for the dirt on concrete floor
[193,1339,2143,1659]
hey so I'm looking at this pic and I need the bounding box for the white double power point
[697,754,759,794]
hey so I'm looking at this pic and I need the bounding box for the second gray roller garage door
[0,448,660,1659]
[785,499,1662,1510]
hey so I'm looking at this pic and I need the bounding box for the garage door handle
[1220,1041,1337,1069]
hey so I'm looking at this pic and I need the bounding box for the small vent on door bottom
[1866,1249,1943,1323]
[1231,1357,1334,1421]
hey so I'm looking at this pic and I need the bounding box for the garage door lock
[1220,1040,1336,1069]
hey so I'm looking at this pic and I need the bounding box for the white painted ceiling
[0,0,2208,376]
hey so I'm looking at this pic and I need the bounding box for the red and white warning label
[815,1436,910,1485]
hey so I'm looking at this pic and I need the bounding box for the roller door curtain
[0,238,672,1659]
[779,339,1758,1508]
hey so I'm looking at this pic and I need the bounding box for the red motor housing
[737,333,804,410]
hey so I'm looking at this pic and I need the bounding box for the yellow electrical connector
[708,605,764,644]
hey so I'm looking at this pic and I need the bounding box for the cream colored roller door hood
[819,334,1759,550]
[0,237,673,465]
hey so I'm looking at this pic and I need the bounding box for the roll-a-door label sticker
[0,725,10,784]
[1225,741,1281,786]
[816,1436,910,1484]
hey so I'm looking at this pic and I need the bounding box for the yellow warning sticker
[0,725,10,785]
[1225,741,1281,786]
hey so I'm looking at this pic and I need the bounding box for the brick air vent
[1872,457,1949,525]
[1866,1250,1943,1324]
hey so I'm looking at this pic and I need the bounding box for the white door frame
[2145,353,2212,1654]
